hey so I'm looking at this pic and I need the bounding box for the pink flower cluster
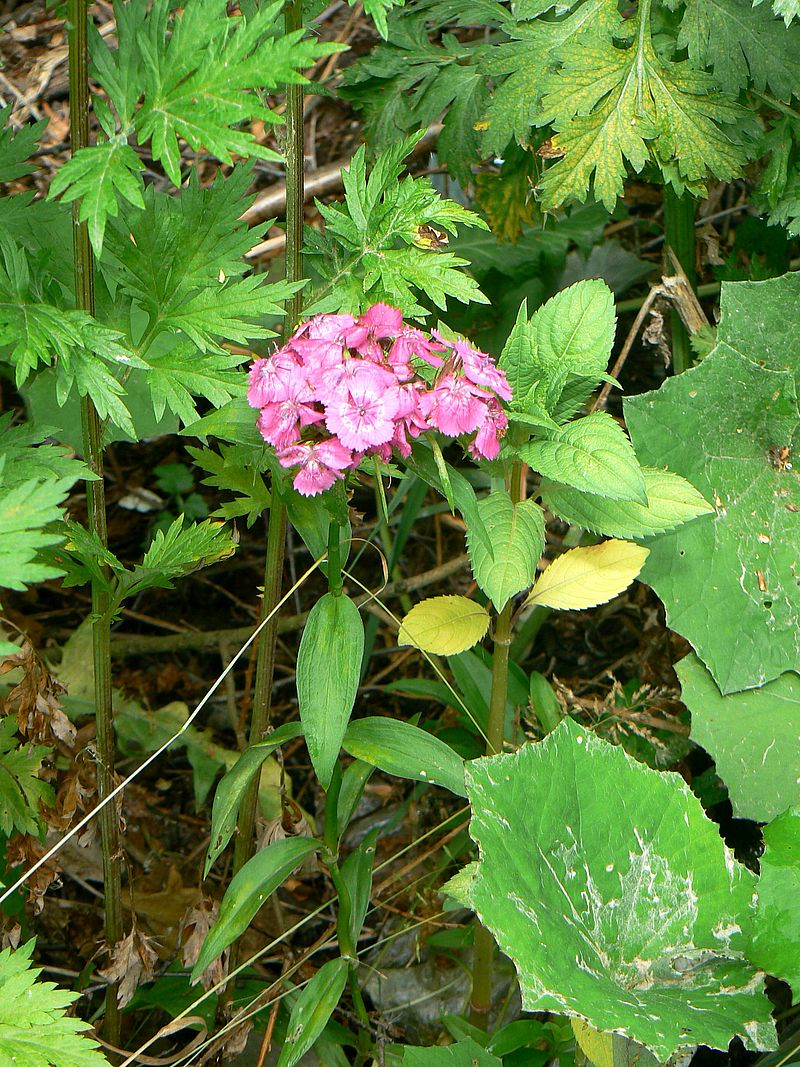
[247,304,511,497]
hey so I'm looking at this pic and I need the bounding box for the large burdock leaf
[461,718,776,1059]
[399,595,490,655]
[526,540,649,610]
[467,491,545,611]
[747,806,800,999]
[624,272,800,694]
[677,654,800,822]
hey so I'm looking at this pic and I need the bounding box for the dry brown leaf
[180,898,224,991]
[99,927,160,1008]
[1,641,75,749]
[5,834,61,913]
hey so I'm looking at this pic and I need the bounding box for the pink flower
[247,349,300,408]
[419,374,488,436]
[278,438,353,496]
[389,327,444,369]
[436,334,513,402]
[470,399,509,460]
[345,303,404,358]
[296,313,356,342]
[257,379,324,450]
[325,366,401,450]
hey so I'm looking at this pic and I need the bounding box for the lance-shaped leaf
[677,654,800,823]
[204,722,305,877]
[462,718,776,1059]
[192,835,320,979]
[747,806,800,998]
[402,1039,502,1065]
[542,468,713,540]
[277,957,349,1067]
[297,593,364,791]
[399,595,490,655]
[520,412,647,503]
[526,540,648,610]
[624,272,800,694]
[342,717,466,797]
[467,492,545,611]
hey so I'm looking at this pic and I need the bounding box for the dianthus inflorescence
[247,303,511,496]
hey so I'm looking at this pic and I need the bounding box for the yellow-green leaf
[398,595,490,655]
[526,539,648,610]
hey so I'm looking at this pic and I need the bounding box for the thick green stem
[67,0,123,1043]
[663,184,697,375]
[470,464,522,1029]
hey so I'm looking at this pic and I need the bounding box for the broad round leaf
[678,654,800,822]
[527,540,649,610]
[747,806,800,998]
[297,592,364,790]
[464,718,776,1059]
[399,595,490,655]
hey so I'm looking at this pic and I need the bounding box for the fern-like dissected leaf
[305,134,488,317]
[677,0,800,98]
[754,0,800,24]
[0,470,76,593]
[0,717,54,837]
[0,108,47,183]
[538,5,750,209]
[90,0,340,186]
[755,116,800,235]
[187,444,271,526]
[0,940,107,1067]
[48,139,145,255]
[142,341,248,427]
[360,0,407,37]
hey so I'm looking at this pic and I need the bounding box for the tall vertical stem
[232,0,305,877]
[67,0,122,1042]
[663,185,697,375]
[470,464,521,1029]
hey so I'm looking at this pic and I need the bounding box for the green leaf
[113,517,237,612]
[747,806,800,997]
[204,722,305,877]
[541,467,713,539]
[0,717,54,837]
[0,940,108,1067]
[467,492,545,610]
[520,412,647,503]
[677,654,800,823]
[360,0,406,38]
[677,0,800,98]
[572,1019,659,1067]
[143,342,247,428]
[0,109,46,182]
[192,835,320,980]
[754,0,799,24]
[0,475,74,592]
[48,138,145,255]
[526,540,649,610]
[406,442,493,558]
[188,443,270,526]
[399,595,490,655]
[304,136,488,319]
[464,718,776,1059]
[536,2,750,210]
[624,272,800,693]
[342,717,466,797]
[276,958,349,1067]
[501,281,616,412]
[402,1039,502,1066]
[339,828,380,947]
[297,593,364,790]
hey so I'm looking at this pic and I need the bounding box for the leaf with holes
[624,272,800,694]
[461,717,776,1059]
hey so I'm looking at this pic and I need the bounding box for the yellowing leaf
[527,539,648,610]
[398,595,490,655]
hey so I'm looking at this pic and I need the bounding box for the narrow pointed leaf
[342,717,466,797]
[297,593,364,790]
[192,836,320,980]
[276,958,349,1067]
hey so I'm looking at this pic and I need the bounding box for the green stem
[328,518,343,597]
[68,0,123,1045]
[231,0,305,881]
[663,184,697,374]
[470,463,522,1029]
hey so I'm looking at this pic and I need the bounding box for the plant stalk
[470,464,522,1029]
[67,0,123,1043]
[231,0,305,879]
[663,184,697,374]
